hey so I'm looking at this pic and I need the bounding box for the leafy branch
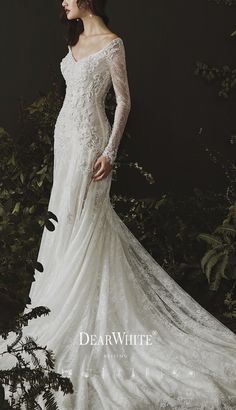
[0,306,73,409]
[198,202,236,291]
[194,63,236,98]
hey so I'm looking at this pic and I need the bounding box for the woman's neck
[81,15,109,37]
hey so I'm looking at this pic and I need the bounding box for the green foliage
[193,1,236,329]
[224,283,236,319]
[198,202,236,290]
[0,306,73,409]
[195,0,236,97]
[112,189,229,302]
[0,80,71,408]
[112,189,225,274]
[194,63,236,98]
[196,128,236,202]
[0,83,62,329]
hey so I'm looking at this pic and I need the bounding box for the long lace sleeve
[102,38,131,165]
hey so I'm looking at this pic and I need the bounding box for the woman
[1,0,236,408]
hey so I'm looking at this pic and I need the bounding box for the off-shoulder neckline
[68,37,122,64]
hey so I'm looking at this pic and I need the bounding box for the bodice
[55,37,131,165]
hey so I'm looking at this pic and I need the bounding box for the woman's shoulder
[105,32,120,40]
[100,32,122,48]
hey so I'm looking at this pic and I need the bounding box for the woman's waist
[54,108,111,149]
[60,104,110,130]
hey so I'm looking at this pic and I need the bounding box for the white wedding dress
[1,36,236,410]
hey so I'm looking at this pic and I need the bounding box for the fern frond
[42,389,58,410]
[215,224,236,237]
[29,351,41,368]
[205,251,225,283]
[209,268,222,291]
[219,253,230,279]
[197,233,222,246]
[201,248,216,271]
[45,349,55,370]
[200,246,224,271]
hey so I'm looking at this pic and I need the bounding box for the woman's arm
[102,38,131,165]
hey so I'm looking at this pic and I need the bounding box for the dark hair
[59,0,110,46]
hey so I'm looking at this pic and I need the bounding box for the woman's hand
[92,155,113,181]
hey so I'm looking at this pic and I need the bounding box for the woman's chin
[66,13,75,20]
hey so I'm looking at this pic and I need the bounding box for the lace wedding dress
[1,36,236,410]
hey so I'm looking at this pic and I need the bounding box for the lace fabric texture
[100,38,131,164]
[1,37,236,410]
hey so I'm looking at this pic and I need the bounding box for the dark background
[0,0,235,194]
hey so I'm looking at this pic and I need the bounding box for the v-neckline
[68,37,121,64]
